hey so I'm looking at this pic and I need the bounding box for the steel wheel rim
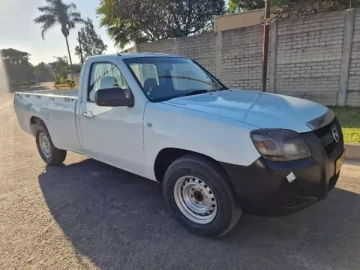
[174,176,217,224]
[39,132,51,158]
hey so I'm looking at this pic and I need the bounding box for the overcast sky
[0,0,119,65]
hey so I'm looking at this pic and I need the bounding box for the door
[79,62,145,175]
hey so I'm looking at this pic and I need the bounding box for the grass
[330,107,360,144]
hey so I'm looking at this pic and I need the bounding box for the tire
[35,122,67,166]
[163,154,242,237]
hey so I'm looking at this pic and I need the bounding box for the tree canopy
[34,62,55,82]
[48,56,71,80]
[228,0,265,12]
[1,49,57,90]
[75,18,108,62]
[97,0,225,48]
[1,49,34,87]
[1,48,31,65]
[228,0,360,16]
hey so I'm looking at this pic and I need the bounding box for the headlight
[250,129,311,161]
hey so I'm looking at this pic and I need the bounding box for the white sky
[0,0,120,65]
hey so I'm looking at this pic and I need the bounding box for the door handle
[82,111,95,118]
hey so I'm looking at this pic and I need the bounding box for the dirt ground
[0,87,359,269]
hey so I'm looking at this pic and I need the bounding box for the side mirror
[94,87,134,107]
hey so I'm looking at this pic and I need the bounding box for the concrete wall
[221,25,264,90]
[348,9,360,106]
[135,8,360,106]
[177,33,217,75]
[275,10,345,105]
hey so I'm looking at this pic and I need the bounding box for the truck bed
[14,89,80,152]
[20,89,79,98]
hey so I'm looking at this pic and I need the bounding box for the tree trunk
[65,35,74,80]
[77,32,84,64]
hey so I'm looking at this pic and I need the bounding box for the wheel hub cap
[39,133,51,158]
[174,176,217,224]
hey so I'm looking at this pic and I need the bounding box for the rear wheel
[35,123,66,166]
[163,154,242,237]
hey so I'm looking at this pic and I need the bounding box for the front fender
[144,103,261,180]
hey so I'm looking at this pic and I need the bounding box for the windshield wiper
[158,75,215,86]
[166,88,227,101]
[181,89,209,97]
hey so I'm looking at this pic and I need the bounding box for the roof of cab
[88,52,182,60]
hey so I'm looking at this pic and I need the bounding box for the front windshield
[124,57,227,101]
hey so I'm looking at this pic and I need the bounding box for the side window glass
[88,63,130,102]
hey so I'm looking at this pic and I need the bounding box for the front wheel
[35,123,67,166]
[163,154,242,237]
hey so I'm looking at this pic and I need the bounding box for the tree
[228,0,265,12]
[97,0,225,48]
[48,56,70,80]
[75,18,107,62]
[1,48,31,65]
[228,0,360,15]
[34,0,85,78]
[272,0,360,19]
[34,62,55,82]
[1,48,35,89]
[71,63,82,74]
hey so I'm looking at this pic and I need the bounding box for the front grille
[323,140,338,155]
[313,117,343,156]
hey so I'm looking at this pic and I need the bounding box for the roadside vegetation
[331,107,360,144]
[0,48,55,90]
[54,78,76,89]
[1,50,80,92]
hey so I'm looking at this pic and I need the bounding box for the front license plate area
[335,152,345,174]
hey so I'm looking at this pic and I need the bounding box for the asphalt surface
[0,86,360,269]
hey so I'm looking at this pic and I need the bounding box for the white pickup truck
[15,53,345,236]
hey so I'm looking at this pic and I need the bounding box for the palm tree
[34,0,84,78]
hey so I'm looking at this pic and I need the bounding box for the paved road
[0,89,360,269]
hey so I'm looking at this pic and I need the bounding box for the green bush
[68,80,76,89]
[53,78,76,89]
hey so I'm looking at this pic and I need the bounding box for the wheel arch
[153,147,230,184]
[30,116,46,135]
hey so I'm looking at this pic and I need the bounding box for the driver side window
[88,63,130,102]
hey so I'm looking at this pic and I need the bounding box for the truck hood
[162,90,331,133]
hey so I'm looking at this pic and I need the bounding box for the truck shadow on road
[38,159,360,269]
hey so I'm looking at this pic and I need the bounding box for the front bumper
[221,118,345,216]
